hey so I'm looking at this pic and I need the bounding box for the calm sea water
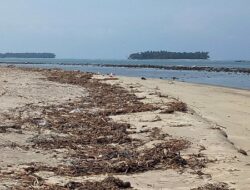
[0,58,250,90]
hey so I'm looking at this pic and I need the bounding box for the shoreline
[0,66,249,189]
[1,62,250,91]
[115,75,250,92]
[1,61,250,74]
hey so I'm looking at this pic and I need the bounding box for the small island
[129,51,209,60]
[0,53,56,58]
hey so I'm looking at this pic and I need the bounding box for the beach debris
[6,65,16,68]
[191,182,233,190]
[10,174,132,190]
[161,101,187,114]
[149,127,169,140]
[136,95,146,100]
[238,149,248,156]
[32,118,50,127]
[152,115,162,122]
[0,124,21,133]
[160,108,175,114]
[0,127,6,133]
[26,133,68,147]
[199,145,206,152]
[2,68,207,188]
[211,127,228,138]
[139,115,162,122]
[69,108,82,114]
[219,130,228,138]
[23,139,190,176]
[44,70,156,115]
[156,92,168,98]
[64,177,132,190]
[99,77,119,81]
[169,124,192,128]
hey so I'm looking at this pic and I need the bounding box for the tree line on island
[129,51,209,60]
[0,53,56,58]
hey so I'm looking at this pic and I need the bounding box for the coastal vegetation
[0,53,56,58]
[129,51,209,60]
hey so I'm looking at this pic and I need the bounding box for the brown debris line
[63,177,131,190]
[10,174,132,190]
[24,139,190,177]
[27,113,133,148]
[191,183,234,190]
[43,69,156,115]
[14,68,157,148]
[161,101,188,114]
[13,70,192,176]
[1,68,207,188]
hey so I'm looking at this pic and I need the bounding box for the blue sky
[0,0,250,59]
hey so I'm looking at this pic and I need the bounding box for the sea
[0,58,250,90]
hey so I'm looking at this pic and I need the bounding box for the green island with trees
[128,51,209,60]
[0,53,56,58]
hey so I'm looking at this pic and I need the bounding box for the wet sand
[0,66,249,189]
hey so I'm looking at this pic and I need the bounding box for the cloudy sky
[0,0,249,59]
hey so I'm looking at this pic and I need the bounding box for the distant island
[129,51,209,60]
[0,53,56,58]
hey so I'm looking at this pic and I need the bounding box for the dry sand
[0,67,249,189]
[0,67,87,188]
[115,76,250,154]
[104,76,250,189]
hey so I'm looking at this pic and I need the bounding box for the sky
[0,0,250,60]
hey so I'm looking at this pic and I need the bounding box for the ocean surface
[0,58,250,90]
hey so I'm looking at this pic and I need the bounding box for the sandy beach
[108,76,250,189]
[0,66,249,190]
